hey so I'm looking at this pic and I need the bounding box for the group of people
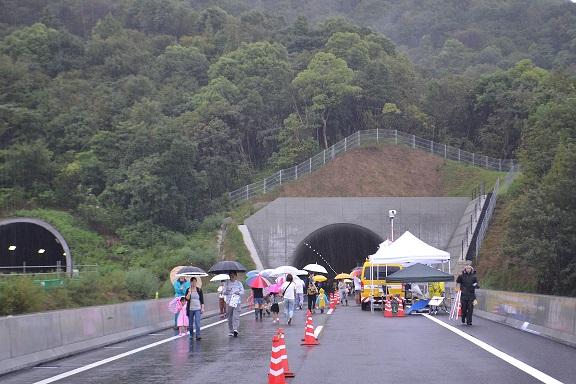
[173,276,205,339]
[172,264,480,339]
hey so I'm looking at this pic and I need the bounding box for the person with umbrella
[306,273,319,313]
[185,277,204,340]
[281,274,297,325]
[173,276,190,329]
[223,271,244,337]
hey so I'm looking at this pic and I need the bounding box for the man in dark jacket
[456,265,479,325]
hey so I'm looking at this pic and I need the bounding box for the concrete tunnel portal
[292,223,383,275]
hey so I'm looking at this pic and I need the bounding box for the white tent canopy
[369,231,450,266]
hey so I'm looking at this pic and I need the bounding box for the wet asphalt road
[1,304,575,384]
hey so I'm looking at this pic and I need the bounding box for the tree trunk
[322,112,329,149]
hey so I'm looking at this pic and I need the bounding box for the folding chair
[428,296,448,315]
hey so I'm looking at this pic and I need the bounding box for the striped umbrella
[247,275,271,289]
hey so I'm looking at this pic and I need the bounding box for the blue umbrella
[246,270,260,278]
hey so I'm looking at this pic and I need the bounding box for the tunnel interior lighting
[38,249,46,254]
[8,245,16,251]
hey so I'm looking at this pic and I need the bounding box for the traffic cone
[301,312,319,346]
[268,334,286,384]
[329,293,335,310]
[276,329,295,378]
[457,301,462,318]
[384,296,393,318]
[397,297,405,317]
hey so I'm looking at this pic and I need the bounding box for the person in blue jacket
[173,276,190,328]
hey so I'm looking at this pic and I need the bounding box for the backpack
[307,281,318,295]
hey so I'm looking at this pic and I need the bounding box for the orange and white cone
[384,297,393,318]
[457,301,462,318]
[301,313,319,346]
[397,297,405,317]
[268,334,286,384]
[276,329,295,378]
[329,293,335,310]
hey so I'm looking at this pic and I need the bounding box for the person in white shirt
[295,277,305,310]
[223,271,244,337]
[281,274,297,325]
[353,276,362,304]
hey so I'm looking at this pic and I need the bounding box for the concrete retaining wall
[475,289,576,347]
[0,293,221,376]
[246,197,470,268]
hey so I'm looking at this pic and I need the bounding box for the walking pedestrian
[353,275,362,304]
[223,271,244,337]
[456,265,479,326]
[173,276,190,329]
[252,286,264,320]
[281,274,296,325]
[269,292,280,323]
[185,277,204,340]
[176,296,189,336]
[338,280,348,306]
[307,273,318,313]
[295,277,305,310]
[217,281,226,318]
[316,288,328,313]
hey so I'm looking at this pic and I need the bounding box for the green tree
[506,140,576,296]
[293,52,361,148]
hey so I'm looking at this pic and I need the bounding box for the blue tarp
[406,299,430,314]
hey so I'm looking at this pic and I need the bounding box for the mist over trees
[1,0,575,295]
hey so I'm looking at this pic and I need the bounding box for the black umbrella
[177,266,208,277]
[208,260,247,274]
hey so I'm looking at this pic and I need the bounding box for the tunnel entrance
[0,219,71,274]
[292,223,383,276]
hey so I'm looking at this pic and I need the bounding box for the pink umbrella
[168,297,182,314]
[267,283,281,294]
[247,275,271,289]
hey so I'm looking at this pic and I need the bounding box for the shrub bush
[125,268,160,300]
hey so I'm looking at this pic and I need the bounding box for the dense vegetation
[0,0,575,304]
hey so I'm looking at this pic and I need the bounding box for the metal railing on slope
[228,129,516,204]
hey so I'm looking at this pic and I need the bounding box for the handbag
[229,294,240,308]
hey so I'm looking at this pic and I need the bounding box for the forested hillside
[228,0,576,76]
[0,0,575,297]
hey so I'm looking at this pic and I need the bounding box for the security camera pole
[389,210,397,241]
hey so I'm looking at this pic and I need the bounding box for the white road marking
[103,347,126,349]
[326,309,334,315]
[313,325,324,339]
[423,314,564,384]
[33,311,255,384]
[33,367,60,369]
[147,333,166,336]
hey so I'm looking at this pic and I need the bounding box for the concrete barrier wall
[0,293,221,376]
[476,289,576,347]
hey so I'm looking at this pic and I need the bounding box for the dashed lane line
[423,314,564,384]
[32,311,255,384]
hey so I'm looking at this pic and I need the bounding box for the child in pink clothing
[176,296,189,336]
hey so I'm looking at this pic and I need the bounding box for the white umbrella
[210,274,230,282]
[260,268,276,278]
[303,263,328,274]
[296,269,309,276]
[272,265,300,276]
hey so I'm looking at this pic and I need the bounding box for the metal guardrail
[0,264,98,278]
[473,178,500,260]
[228,129,516,203]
